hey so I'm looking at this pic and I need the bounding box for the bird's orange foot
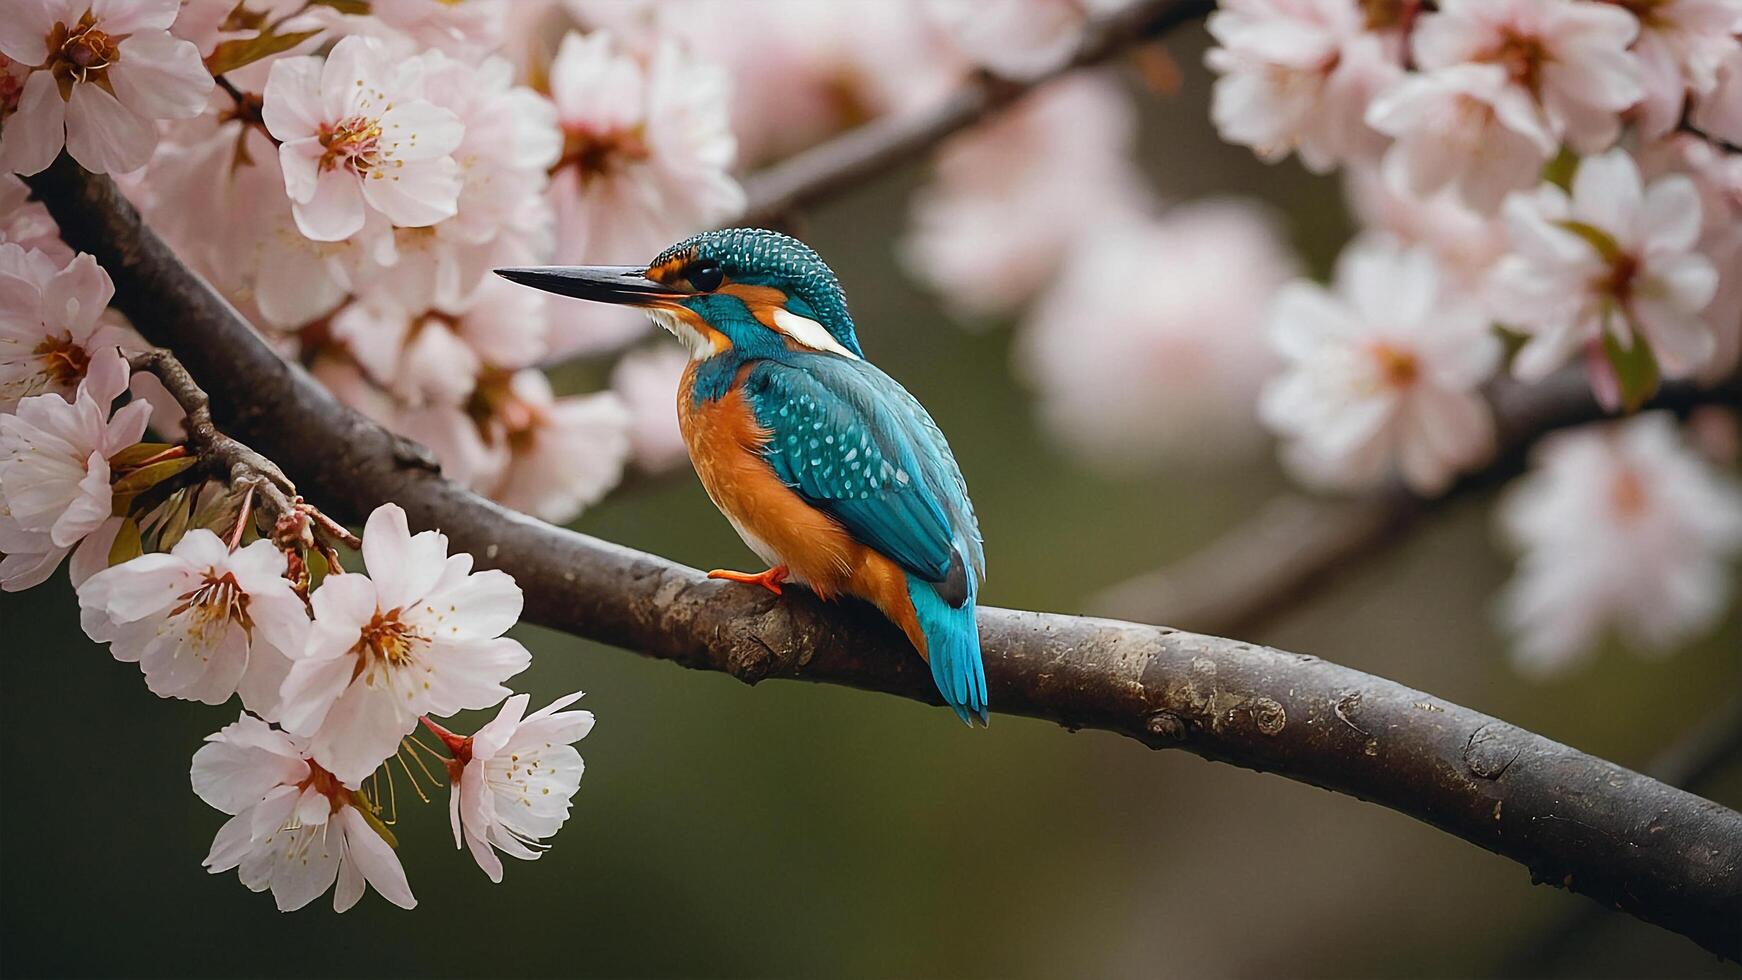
[707,565,789,595]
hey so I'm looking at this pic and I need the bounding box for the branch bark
[1091,372,1742,635]
[738,0,1215,226]
[25,155,1742,960]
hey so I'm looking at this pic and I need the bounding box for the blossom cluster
[900,0,1742,673]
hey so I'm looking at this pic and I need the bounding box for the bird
[495,228,988,725]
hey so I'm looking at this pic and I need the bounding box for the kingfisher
[496,228,988,724]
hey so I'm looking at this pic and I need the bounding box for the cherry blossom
[1692,44,1742,144]
[0,244,128,411]
[1018,201,1298,470]
[1365,63,1559,214]
[193,713,416,912]
[1342,164,1509,290]
[903,74,1150,319]
[1627,0,1742,138]
[926,0,1098,77]
[1261,238,1502,495]
[0,174,70,262]
[77,532,306,714]
[1497,413,1742,675]
[0,0,213,175]
[488,371,632,524]
[0,351,149,548]
[1489,150,1718,384]
[610,344,690,474]
[262,36,465,242]
[0,507,116,592]
[1411,0,1642,154]
[434,691,594,883]
[545,30,743,264]
[277,503,530,785]
[1205,0,1404,174]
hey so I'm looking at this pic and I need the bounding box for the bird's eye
[686,259,724,292]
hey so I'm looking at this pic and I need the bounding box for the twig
[26,153,1742,962]
[737,0,1215,226]
[1091,371,1742,635]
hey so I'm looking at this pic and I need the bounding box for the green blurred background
[3,24,1739,979]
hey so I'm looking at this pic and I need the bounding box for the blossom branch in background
[1091,371,1742,636]
[24,155,1742,960]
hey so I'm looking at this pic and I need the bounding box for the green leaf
[204,27,322,75]
[108,519,143,567]
[311,0,371,14]
[1542,146,1578,191]
[305,548,330,591]
[111,456,198,497]
[1602,321,1660,413]
[108,442,176,469]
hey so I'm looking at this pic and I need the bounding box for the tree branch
[737,0,1215,226]
[25,155,1742,960]
[1091,372,1742,635]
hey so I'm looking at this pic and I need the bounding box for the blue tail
[906,571,987,726]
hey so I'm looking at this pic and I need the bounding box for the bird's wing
[743,357,979,597]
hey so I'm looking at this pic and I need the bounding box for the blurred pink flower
[1692,43,1742,145]
[1366,63,1558,214]
[1627,0,1742,138]
[1497,412,1742,675]
[1261,237,1501,495]
[545,30,742,264]
[1019,200,1298,470]
[0,0,212,175]
[1412,0,1642,153]
[0,174,70,262]
[488,370,631,524]
[1342,164,1508,291]
[1206,0,1404,174]
[610,344,689,473]
[926,0,1105,77]
[0,245,129,411]
[1489,149,1717,382]
[366,0,509,58]
[263,36,465,242]
[903,74,1150,320]
[1641,133,1742,382]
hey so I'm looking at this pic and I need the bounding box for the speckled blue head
[494,228,863,360]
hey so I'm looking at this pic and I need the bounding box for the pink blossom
[193,713,416,912]
[1366,63,1558,213]
[0,351,149,548]
[926,0,1097,77]
[903,74,1150,319]
[1411,0,1642,153]
[0,244,130,411]
[1206,0,1404,174]
[1343,163,1509,290]
[488,370,631,524]
[1489,149,1718,382]
[1261,237,1501,494]
[610,344,689,473]
[1692,44,1742,145]
[0,0,213,175]
[1627,0,1742,137]
[545,30,743,264]
[1018,201,1298,470]
[78,532,306,714]
[1497,413,1742,674]
[440,691,593,883]
[262,36,465,242]
[277,503,530,785]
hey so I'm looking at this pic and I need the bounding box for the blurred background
[4,7,1741,980]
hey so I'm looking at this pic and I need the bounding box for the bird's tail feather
[906,572,987,726]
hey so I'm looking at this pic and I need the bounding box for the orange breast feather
[678,362,929,658]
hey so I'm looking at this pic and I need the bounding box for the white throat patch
[771,308,860,360]
[647,307,716,361]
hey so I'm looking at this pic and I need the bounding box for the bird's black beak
[493,265,683,306]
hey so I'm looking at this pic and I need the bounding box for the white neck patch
[771,307,860,360]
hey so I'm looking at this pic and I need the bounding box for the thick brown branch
[1092,372,1742,635]
[27,155,1742,959]
[738,0,1215,226]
